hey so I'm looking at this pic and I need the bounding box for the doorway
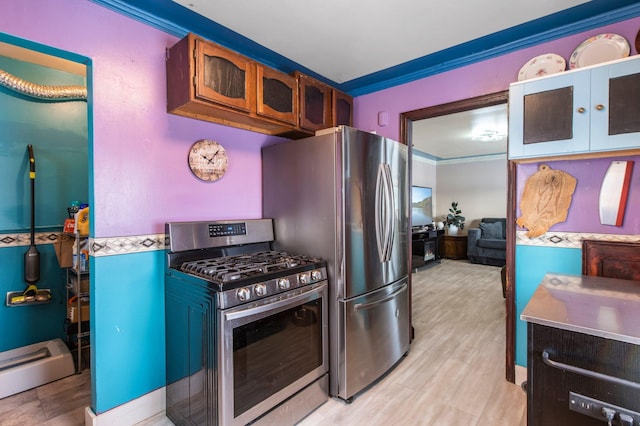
[399,90,516,382]
[0,33,91,414]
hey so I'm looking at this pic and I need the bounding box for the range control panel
[209,222,246,237]
[570,392,640,425]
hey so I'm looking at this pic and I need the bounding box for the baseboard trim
[85,387,165,425]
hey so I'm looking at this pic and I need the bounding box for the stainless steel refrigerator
[262,126,410,401]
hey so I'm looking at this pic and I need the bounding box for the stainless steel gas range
[164,219,329,426]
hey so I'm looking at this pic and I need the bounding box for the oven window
[233,298,323,417]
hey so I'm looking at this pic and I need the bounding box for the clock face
[188,139,228,182]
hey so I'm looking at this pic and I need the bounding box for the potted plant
[445,201,465,235]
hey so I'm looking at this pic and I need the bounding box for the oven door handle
[354,282,407,312]
[541,350,640,390]
[224,283,324,322]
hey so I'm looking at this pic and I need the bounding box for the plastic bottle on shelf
[68,200,80,218]
[75,206,89,235]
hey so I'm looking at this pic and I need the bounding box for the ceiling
[412,104,508,160]
[171,0,588,84]
[95,0,639,95]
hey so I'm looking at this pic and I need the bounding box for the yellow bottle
[76,207,89,235]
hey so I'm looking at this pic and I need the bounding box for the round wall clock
[187,139,228,182]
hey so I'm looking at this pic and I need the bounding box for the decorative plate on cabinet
[518,53,566,81]
[188,139,228,182]
[569,33,630,69]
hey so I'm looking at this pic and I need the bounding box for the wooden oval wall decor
[517,164,577,238]
[188,139,228,182]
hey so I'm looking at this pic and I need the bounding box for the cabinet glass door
[256,66,298,126]
[590,58,640,151]
[509,71,590,158]
[333,90,353,127]
[297,74,330,131]
[523,87,573,144]
[195,39,253,112]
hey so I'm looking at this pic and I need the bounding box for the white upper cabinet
[509,55,640,159]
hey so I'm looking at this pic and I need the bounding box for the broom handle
[27,144,35,246]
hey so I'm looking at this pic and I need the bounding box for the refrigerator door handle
[353,282,408,312]
[383,163,395,260]
[375,163,394,262]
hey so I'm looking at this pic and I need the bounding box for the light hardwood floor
[0,259,526,426]
[298,259,526,425]
[0,367,90,426]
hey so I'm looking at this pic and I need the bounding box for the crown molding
[91,1,640,96]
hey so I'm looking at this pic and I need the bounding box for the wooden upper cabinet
[167,33,354,138]
[295,72,331,131]
[194,38,255,112]
[166,33,288,135]
[333,89,353,127]
[256,66,298,126]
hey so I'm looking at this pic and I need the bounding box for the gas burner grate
[179,251,320,283]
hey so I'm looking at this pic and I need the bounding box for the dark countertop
[521,273,640,345]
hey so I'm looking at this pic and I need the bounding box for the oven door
[218,281,328,426]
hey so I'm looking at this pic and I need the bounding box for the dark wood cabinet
[582,239,640,281]
[527,323,640,425]
[166,34,353,139]
[442,235,467,259]
[167,33,292,135]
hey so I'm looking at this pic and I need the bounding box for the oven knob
[254,284,267,297]
[299,272,310,284]
[236,288,251,302]
[311,270,322,281]
[277,278,290,290]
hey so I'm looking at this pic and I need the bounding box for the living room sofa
[467,218,506,267]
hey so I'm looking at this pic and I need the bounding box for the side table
[442,235,468,260]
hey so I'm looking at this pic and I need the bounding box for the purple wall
[353,17,640,141]
[4,2,638,238]
[517,156,640,234]
[1,0,286,238]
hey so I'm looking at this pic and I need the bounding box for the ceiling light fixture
[472,129,505,142]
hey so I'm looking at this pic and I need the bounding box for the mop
[6,145,52,306]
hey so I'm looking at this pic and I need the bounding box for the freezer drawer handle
[541,350,640,390]
[354,283,407,312]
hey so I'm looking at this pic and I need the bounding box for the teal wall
[0,245,66,352]
[91,250,166,412]
[514,245,582,366]
[0,55,88,353]
[0,56,88,231]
